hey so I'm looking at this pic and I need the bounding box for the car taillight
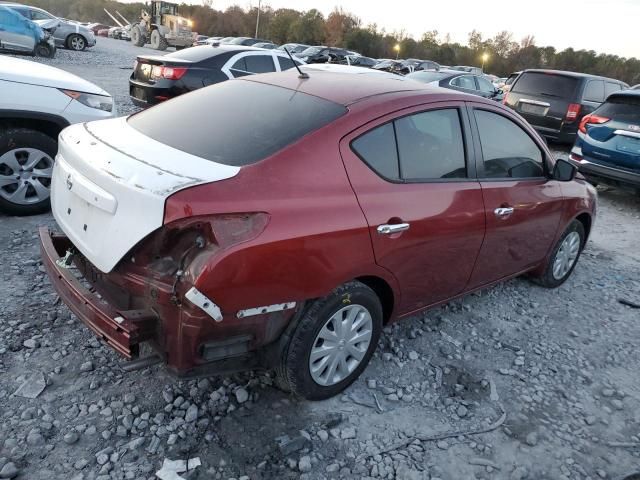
[566,103,581,123]
[578,114,610,134]
[151,66,188,80]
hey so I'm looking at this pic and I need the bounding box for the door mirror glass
[552,158,577,182]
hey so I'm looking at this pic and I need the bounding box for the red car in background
[40,69,596,400]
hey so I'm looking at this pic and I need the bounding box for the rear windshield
[407,71,449,83]
[512,72,578,98]
[595,96,640,123]
[161,46,220,62]
[127,80,347,166]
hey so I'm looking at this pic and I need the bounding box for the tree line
[22,0,640,84]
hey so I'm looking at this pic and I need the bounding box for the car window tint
[277,56,302,70]
[512,72,578,98]
[475,110,544,178]
[395,109,466,179]
[351,123,400,180]
[452,75,476,90]
[245,54,275,73]
[128,80,346,167]
[476,76,495,93]
[583,80,605,103]
[595,96,640,123]
[604,82,622,97]
[31,9,53,20]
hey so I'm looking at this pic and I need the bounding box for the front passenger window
[475,110,544,178]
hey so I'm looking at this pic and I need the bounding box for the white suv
[0,55,115,215]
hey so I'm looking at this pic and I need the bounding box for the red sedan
[40,69,596,400]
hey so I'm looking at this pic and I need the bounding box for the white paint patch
[185,287,223,322]
[51,119,240,273]
[237,302,296,318]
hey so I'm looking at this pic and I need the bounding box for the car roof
[607,89,640,100]
[521,69,624,83]
[241,67,460,106]
[137,44,275,61]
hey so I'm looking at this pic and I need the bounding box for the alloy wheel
[70,35,85,50]
[309,304,373,386]
[552,231,581,280]
[0,148,54,205]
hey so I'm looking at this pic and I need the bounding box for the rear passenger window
[451,75,476,90]
[229,57,249,77]
[395,109,466,179]
[475,110,544,178]
[605,82,622,97]
[583,80,605,103]
[277,56,301,71]
[245,55,275,74]
[351,124,400,180]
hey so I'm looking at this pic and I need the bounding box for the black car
[407,69,503,101]
[129,45,303,107]
[371,59,402,72]
[278,43,310,54]
[227,37,270,46]
[504,69,629,143]
[342,55,378,68]
[298,46,349,64]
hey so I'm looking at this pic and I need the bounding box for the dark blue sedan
[570,89,640,193]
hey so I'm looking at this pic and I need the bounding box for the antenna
[284,48,308,79]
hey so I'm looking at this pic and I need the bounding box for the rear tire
[276,281,382,400]
[0,128,57,216]
[150,29,168,51]
[531,220,585,288]
[130,25,146,47]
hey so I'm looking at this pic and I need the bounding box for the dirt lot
[1,38,640,480]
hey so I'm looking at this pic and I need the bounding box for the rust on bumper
[39,227,157,359]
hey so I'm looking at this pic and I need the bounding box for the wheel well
[0,118,63,141]
[356,276,394,324]
[576,213,592,243]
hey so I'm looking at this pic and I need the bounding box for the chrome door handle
[377,223,410,235]
[494,207,514,218]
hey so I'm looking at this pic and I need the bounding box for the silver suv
[5,3,96,51]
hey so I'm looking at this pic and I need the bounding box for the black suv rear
[504,69,628,143]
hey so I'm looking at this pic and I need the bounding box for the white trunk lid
[51,118,240,273]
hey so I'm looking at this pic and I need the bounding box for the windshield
[128,80,347,167]
[512,72,578,98]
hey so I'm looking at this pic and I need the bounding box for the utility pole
[255,0,261,38]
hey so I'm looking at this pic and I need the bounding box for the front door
[340,102,486,315]
[467,105,564,288]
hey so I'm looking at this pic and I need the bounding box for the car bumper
[39,227,290,377]
[569,153,640,189]
[129,79,174,107]
[39,227,157,359]
[530,124,578,144]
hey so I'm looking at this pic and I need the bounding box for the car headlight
[61,90,113,112]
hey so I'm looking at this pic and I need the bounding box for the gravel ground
[1,38,640,480]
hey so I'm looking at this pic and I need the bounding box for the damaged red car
[40,69,597,400]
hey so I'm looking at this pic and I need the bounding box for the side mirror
[552,158,577,182]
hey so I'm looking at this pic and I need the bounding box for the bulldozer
[130,1,193,51]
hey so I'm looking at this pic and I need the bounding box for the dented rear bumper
[39,227,157,359]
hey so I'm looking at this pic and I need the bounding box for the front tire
[276,281,382,400]
[66,34,86,51]
[130,25,145,47]
[532,220,585,288]
[35,43,55,58]
[150,29,168,51]
[0,128,57,216]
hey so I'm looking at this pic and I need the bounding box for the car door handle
[377,223,410,235]
[494,207,514,218]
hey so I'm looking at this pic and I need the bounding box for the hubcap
[309,304,373,387]
[552,231,581,280]
[0,148,54,205]
[71,36,84,50]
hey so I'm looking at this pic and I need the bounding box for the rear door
[340,102,486,314]
[506,71,579,132]
[467,104,564,287]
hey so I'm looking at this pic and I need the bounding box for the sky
[164,0,640,59]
